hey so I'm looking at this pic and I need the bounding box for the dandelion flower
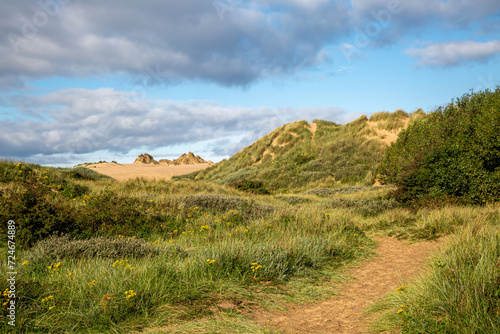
[22,260,30,266]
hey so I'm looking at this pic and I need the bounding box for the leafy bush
[63,167,112,180]
[379,87,500,205]
[230,179,270,195]
[0,160,38,183]
[74,191,167,237]
[0,185,77,248]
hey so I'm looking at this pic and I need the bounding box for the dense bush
[0,175,169,247]
[379,87,500,204]
[63,167,112,181]
[230,179,270,195]
[0,184,78,248]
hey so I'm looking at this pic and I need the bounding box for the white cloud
[0,0,349,89]
[0,88,356,164]
[406,40,500,67]
[3,0,498,90]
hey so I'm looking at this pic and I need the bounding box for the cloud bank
[0,88,354,164]
[2,0,500,89]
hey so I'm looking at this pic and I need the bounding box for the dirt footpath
[257,236,443,334]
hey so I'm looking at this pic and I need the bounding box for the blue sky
[1,0,499,166]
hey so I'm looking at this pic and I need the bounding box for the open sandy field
[79,163,211,181]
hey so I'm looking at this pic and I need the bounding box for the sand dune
[81,163,210,181]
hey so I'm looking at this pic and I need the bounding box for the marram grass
[2,160,500,333]
[369,219,500,334]
[1,202,373,333]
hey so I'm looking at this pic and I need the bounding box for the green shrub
[63,167,112,181]
[379,87,500,205]
[0,160,38,183]
[230,180,270,195]
[75,191,167,237]
[0,185,77,248]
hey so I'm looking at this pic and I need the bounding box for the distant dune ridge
[79,152,212,181]
[134,152,212,166]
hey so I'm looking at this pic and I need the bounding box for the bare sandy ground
[79,163,211,181]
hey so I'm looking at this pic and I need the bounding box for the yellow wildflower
[124,290,137,299]
[251,263,262,272]
[41,295,54,303]
[22,260,30,266]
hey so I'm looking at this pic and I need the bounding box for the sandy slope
[80,163,210,181]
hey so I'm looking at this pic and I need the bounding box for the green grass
[1,134,499,333]
[1,202,373,333]
[0,161,378,333]
[193,113,412,193]
[369,215,500,333]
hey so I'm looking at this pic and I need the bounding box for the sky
[1,0,500,167]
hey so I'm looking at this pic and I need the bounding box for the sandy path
[257,236,442,334]
[80,163,211,181]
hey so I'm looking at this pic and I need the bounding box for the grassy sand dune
[1,93,499,333]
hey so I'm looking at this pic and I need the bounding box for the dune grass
[192,113,414,193]
[369,216,500,333]
[1,159,499,333]
[1,161,377,333]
